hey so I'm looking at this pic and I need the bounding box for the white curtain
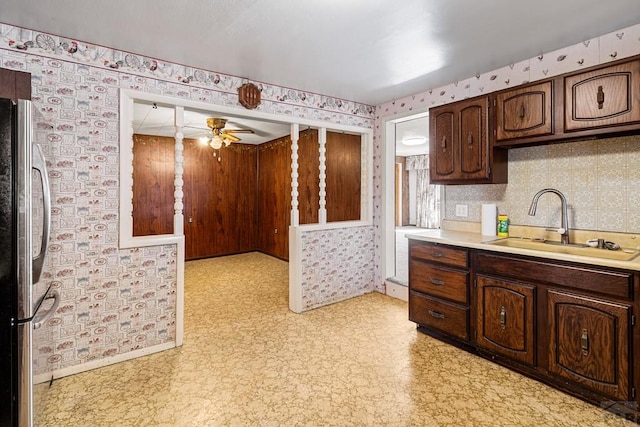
[406,155,440,229]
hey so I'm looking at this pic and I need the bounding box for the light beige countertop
[405,226,640,271]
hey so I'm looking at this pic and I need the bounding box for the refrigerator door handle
[31,143,50,284]
[32,289,59,330]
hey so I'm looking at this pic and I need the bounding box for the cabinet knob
[500,306,507,330]
[597,85,605,110]
[428,310,445,320]
[441,135,447,152]
[467,132,473,148]
[188,216,193,223]
[430,278,445,286]
[581,328,589,355]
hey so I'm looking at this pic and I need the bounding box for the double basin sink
[485,237,640,261]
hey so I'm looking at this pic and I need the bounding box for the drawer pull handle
[519,104,525,119]
[430,278,445,286]
[431,252,443,258]
[597,85,604,109]
[441,135,447,152]
[500,306,507,330]
[428,310,445,320]
[467,132,473,148]
[581,329,589,355]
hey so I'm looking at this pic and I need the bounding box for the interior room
[2,1,640,426]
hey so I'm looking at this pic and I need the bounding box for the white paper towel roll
[481,204,497,236]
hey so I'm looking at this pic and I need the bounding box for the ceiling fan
[199,117,255,149]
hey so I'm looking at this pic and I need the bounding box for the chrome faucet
[528,188,570,245]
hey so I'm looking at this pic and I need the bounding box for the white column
[174,106,185,235]
[318,127,327,224]
[290,123,300,226]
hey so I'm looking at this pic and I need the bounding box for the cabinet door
[547,290,631,401]
[565,60,640,131]
[429,97,490,182]
[430,107,455,179]
[496,81,553,141]
[458,99,487,179]
[476,276,535,365]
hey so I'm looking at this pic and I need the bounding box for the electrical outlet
[455,204,468,217]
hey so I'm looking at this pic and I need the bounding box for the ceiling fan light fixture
[209,134,225,150]
[402,136,427,146]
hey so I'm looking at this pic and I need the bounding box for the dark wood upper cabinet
[491,55,640,148]
[495,80,553,142]
[430,97,507,184]
[564,59,640,132]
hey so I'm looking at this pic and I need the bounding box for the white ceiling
[2,1,640,106]
[133,101,292,144]
[395,115,429,157]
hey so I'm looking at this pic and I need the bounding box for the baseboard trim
[33,341,176,384]
[385,280,408,301]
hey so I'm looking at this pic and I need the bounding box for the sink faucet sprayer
[528,188,570,245]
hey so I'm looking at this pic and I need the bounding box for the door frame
[119,88,373,345]
[381,108,442,299]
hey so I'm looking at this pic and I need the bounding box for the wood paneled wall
[132,135,257,260]
[326,132,361,222]
[182,139,257,260]
[133,129,362,262]
[132,135,175,236]
[255,129,362,260]
[395,156,410,226]
[0,67,31,100]
[256,135,291,260]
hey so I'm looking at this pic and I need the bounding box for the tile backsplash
[445,134,640,233]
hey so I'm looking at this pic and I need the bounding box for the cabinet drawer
[409,241,468,268]
[409,291,469,341]
[409,260,468,304]
[476,251,634,299]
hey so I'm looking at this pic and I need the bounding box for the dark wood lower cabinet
[476,275,535,366]
[408,240,640,422]
[548,289,631,401]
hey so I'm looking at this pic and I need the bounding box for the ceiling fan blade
[222,133,241,142]
[183,125,209,131]
[224,129,255,134]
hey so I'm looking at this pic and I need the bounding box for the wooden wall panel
[396,156,410,226]
[183,140,258,260]
[326,132,361,222]
[0,68,31,100]
[132,135,175,236]
[133,135,257,260]
[256,136,290,260]
[134,127,363,262]
[297,129,319,225]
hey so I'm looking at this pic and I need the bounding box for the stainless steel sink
[485,238,640,261]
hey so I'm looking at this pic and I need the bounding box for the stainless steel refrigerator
[0,98,56,427]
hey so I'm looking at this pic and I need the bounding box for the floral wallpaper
[300,227,375,310]
[0,22,375,378]
[373,22,640,291]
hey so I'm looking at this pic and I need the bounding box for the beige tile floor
[34,252,635,426]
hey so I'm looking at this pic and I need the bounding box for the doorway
[383,112,443,297]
